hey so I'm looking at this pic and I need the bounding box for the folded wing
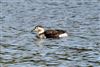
[44,30,66,38]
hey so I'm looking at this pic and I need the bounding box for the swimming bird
[31,25,68,39]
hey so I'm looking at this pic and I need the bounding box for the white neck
[38,28,45,34]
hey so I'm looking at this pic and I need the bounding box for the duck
[31,25,68,39]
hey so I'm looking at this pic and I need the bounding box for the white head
[33,25,45,34]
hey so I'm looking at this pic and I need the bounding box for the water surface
[0,0,100,67]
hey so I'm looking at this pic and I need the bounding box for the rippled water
[0,0,100,67]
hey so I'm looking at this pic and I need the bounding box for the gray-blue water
[0,0,100,67]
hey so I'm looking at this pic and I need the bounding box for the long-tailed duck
[31,25,68,39]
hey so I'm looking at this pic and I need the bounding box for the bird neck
[37,33,46,39]
[38,29,45,34]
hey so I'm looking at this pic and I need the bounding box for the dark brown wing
[44,30,66,38]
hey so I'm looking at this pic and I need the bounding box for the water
[0,0,100,67]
